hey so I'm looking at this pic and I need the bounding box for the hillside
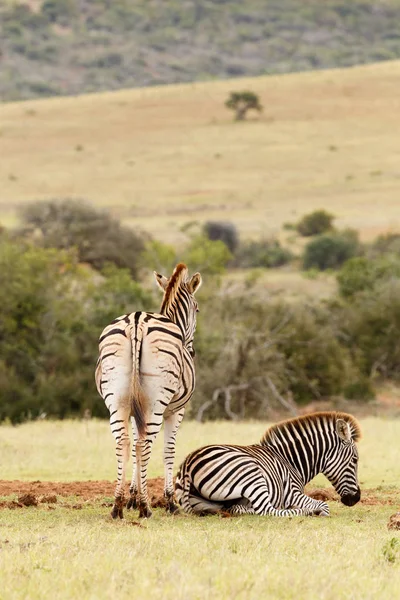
[2,0,400,101]
[1,60,400,244]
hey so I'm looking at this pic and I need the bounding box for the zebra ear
[336,418,352,442]
[154,271,168,291]
[188,272,202,294]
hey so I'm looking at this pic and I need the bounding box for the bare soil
[0,480,399,511]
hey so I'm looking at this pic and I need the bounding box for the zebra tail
[130,320,148,439]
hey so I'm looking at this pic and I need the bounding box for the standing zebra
[95,263,202,519]
[175,412,361,516]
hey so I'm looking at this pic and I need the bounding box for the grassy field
[1,419,400,600]
[1,60,400,245]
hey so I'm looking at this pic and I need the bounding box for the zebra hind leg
[109,409,131,520]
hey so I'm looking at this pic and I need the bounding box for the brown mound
[40,495,57,504]
[307,488,338,502]
[388,512,400,530]
[18,493,38,507]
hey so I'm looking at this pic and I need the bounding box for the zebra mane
[260,411,362,446]
[160,263,189,313]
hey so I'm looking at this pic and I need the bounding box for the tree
[225,91,263,121]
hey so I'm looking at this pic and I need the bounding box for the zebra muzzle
[340,487,361,507]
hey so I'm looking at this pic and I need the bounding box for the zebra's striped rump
[175,412,361,517]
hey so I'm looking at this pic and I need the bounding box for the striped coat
[175,412,361,516]
[96,263,202,518]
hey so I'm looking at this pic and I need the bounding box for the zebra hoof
[111,505,124,519]
[167,501,180,514]
[138,504,152,519]
[126,496,137,510]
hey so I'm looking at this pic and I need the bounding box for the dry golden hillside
[1,60,400,243]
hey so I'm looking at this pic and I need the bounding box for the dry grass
[1,61,400,244]
[1,419,400,600]
[1,417,400,488]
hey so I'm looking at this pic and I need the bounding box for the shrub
[18,199,146,278]
[203,221,239,253]
[183,235,232,275]
[236,238,293,268]
[296,209,335,237]
[337,255,400,298]
[340,280,400,380]
[369,232,400,257]
[0,238,153,423]
[303,229,360,271]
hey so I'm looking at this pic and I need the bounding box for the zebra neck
[164,305,192,348]
[267,439,326,485]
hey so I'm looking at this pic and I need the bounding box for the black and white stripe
[96,263,202,519]
[175,412,361,517]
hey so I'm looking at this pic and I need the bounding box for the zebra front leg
[109,409,130,519]
[289,491,330,516]
[243,481,313,517]
[163,408,185,513]
[126,416,138,510]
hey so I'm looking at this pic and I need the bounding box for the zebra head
[323,417,361,507]
[154,263,202,350]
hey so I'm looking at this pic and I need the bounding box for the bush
[369,232,400,257]
[340,280,400,380]
[337,255,400,298]
[236,238,293,268]
[296,210,335,237]
[303,229,360,271]
[192,292,368,420]
[18,199,146,278]
[183,235,232,275]
[0,238,153,423]
[203,221,239,253]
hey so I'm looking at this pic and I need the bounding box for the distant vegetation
[225,91,263,121]
[1,201,400,423]
[3,0,400,100]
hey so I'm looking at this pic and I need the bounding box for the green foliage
[338,255,400,298]
[18,199,146,278]
[296,209,335,237]
[203,221,239,253]
[192,292,370,420]
[369,232,400,257]
[340,280,400,380]
[225,90,263,121]
[0,238,153,423]
[303,229,360,271]
[236,238,293,269]
[41,0,77,24]
[183,235,232,275]
[382,538,400,564]
[140,239,177,275]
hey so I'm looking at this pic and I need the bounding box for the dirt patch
[1,480,399,510]
[0,478,165,508]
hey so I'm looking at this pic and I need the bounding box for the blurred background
[1,0,400,424]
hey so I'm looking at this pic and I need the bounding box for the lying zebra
[175,411,361,516]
